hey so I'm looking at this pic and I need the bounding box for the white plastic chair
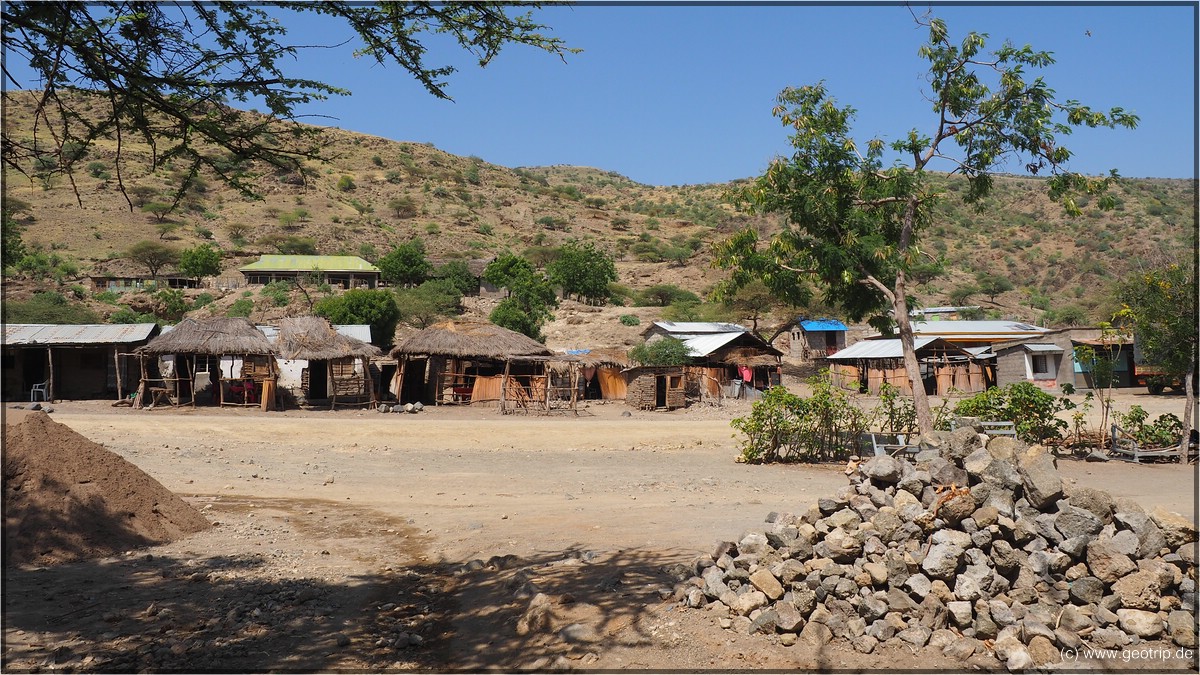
[30,380,49,402]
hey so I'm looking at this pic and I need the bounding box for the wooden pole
[500,359,510,413]
[114,348,123,400]
[396,358,407,404]
[570,364,579,415]
[189,357,197,408]
[46,348,54,402]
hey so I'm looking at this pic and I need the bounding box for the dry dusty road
[4,394,1196,672]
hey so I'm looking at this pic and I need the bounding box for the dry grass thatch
[713,346,783,367]
[137,317,276,356]
[276,316,381,361]
[391,319,554,360]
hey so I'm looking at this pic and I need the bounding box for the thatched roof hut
[389,320,570,413]
[137,317,276,356]
[390,319,553,360]
[277,316,380,361]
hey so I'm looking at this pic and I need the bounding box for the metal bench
[1110,424,1197,463]
[869,432,920,457]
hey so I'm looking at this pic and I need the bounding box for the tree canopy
[178,244,221,281]
[2,2,573,205]
[546,240,617,304]
[313,288,400,347]
[715,14,1137,434]
[1116,263,1197,455]
[377,239,432,287]
[127,239,178,280]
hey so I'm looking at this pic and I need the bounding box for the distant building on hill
[239,255,380,289]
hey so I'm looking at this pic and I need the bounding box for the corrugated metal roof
[239,255,380,273]
[828,337,941,361]
[1024,343,1065,353]
[651,321,747,334]
[799,318,847,332]
[910,320,1047,336]
[3,323,159,346]
[258,324,372,343]
[678,332,745,357]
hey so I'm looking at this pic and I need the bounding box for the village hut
[2,323,160,402]
[554,347,630,401]
[624,365,687,410]
[274,316,381,408]
[826,336,989,396]
[389,319,566,413]
[135,317,278,408]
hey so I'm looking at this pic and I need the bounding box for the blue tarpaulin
[799,319,847,332]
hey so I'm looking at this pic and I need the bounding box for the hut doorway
[655,375,667,408]
[399,358,428,403]
[308,359,329,399]
[22,350,46,395]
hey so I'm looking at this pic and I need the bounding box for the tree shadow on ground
[3,496,695,673]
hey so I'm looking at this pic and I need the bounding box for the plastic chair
[30,380,49,402]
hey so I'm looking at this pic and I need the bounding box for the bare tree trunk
[894,278,933,435]
[1179,359,1195,462]
[896,197,933,436]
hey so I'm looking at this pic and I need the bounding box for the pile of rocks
[674,423,1197,670]
[377,402,424,414]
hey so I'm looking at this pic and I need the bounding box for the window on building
[1032,354,1049,374]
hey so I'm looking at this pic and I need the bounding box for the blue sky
[8,2,1197,186]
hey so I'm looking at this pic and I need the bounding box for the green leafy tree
[482,253,534,295]
[720,279,787,336]
[488,268,557,341]
[1116,263,1197,457]
[2,291,100,323]
[628,337,693,366]
[314,288,400,347]
[2,204,28,269]
[716,16,1136,434]
[546,240,617,304]
[143,202,175,223]
[394,279,462,328]
[3,2,573,205]
[636,284,700,307]
[128,240,179,281]
[155,288,189,322]
[178,244,222,282]
[434,260,478,297]
[378,239,433,287]
[976,273,1015,302]
[948,284,979,307]
[387,196,418,218]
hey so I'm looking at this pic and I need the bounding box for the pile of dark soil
[3,410,210,566]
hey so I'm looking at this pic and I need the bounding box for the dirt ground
[3,391,1197,672]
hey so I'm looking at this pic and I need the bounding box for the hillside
[2,89,1194,340]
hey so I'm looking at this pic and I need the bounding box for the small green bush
[619,314,640,326]
[953,382,1072,442]
[336,175,356,191]
[227,298,253,317]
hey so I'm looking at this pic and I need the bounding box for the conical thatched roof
[276,316,381,360]
[390,319,553,360]
[137,317,276,356]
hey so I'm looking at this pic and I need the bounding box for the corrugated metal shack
[2,323,160,401]
[827,336,991,395]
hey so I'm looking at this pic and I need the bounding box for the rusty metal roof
[3,323,160,346]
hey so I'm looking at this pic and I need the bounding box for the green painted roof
[239,255,380,273]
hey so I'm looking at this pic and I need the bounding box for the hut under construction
[826,337,991,395]
[135,317,279,408]
[556,348,630,401]
[390,319,574,414]
[273,317,381,408]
